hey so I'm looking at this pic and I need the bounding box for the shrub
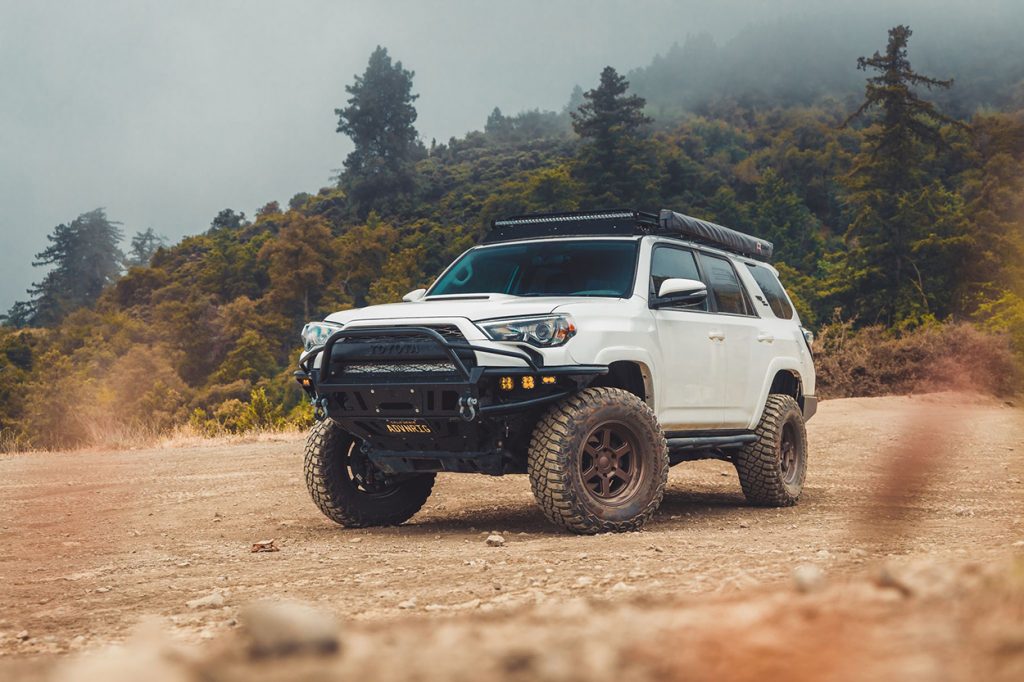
[814,318,1022,399]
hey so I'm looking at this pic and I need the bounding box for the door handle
[757,332,775,343]
[708,330,725,341]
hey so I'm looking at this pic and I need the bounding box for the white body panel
[303,234,816,430]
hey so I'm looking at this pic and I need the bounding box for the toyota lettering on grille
[369,343,422,356]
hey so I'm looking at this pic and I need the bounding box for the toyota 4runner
[296,209,817,534]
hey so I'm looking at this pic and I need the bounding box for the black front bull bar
[296,326,607,421]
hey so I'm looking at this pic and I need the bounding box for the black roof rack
[485,208,774,261]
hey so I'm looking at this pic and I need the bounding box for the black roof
[485,209,774,261]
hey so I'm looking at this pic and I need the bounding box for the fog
[0,0,1018,312]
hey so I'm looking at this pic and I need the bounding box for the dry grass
[155,422,305,450]
[0,420,304,455]
[814,320,1022,399]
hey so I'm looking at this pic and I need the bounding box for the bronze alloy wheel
[734,394,808,507]
[779,422,800,486]
[528,387,669,534]
[578,421,644,504]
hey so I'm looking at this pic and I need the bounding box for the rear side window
[697,253,753,316]
[746,264,794,319]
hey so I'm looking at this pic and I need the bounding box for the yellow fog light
[541,376,556,385]
[522,375,535,390]
[499,376,514,391]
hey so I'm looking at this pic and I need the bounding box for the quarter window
[697,253,753,316]
[746,264,794,319]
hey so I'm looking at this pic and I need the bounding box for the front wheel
[528,388,669,534]
[734,394,808,506]
[304,419,435,527]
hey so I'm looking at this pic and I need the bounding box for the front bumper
[296,326,606,472]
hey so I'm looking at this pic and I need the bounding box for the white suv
[297,210,816,534]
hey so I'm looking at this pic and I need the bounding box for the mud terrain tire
[304,419,435,527]
[528,387,669,534]
[735,394,808,506]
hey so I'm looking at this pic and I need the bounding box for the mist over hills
[2,2,1024,312]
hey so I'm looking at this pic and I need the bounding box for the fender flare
[588,347,657,408]
[749,356,808,428]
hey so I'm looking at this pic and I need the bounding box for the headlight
[301,321,344,351]
[478,315,576,347]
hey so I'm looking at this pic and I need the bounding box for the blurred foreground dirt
[1,392,1022,681]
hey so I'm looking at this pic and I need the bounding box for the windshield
[429,239,638,298]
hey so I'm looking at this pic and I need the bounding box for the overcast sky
[0,0,1013,312]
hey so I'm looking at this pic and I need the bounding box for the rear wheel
[528,388,668,534]
[304,419,435,527]
[734,394,808,506]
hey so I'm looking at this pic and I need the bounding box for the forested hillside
[2,25,1022,450]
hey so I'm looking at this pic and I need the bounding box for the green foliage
[572,67,660,206]
[828,26,968,326]
[3,35,1024,450]
[125,228,167,269]
[751,170,823,271]
[257,213,336,322]
[977,292,1024,357]
[336,46,423,216]
[5,209,124,327]
[189,387,286,435]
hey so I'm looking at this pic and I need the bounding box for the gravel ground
[1,392,1022,680]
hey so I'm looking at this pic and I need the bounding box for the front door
[649,245,724,430]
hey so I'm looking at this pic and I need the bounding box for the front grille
[343,361,458,375]
[326,324,474,383]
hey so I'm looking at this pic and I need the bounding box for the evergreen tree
[335,46,422,215]
[752,169,823,272]
[571,66,658,206]
[485,107,513,139]
[125,228,167,269]
[5,209,124,327]
[257,213,336,322]
[831,25,965,324]
[209,208,248,232]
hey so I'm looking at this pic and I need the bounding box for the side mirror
[402,288,427,302]
[654,278,707,307]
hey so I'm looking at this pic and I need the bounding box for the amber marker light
[522,375,536,390]
[500,376,514,391]
[542,376,556,385]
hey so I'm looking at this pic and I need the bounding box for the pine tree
[336,46,422,215]
[5,209,124,327]
[832,25,966,324]
[752,169,823,272]
[571,66,657,206]
[209,208,248,232]
[125,228,166,269]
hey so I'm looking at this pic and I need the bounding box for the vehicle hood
[323,295,570,325]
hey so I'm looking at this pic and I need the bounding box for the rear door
[694,251,765,428]
[648,244,724,429]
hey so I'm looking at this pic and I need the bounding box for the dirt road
[1,393,1023,680]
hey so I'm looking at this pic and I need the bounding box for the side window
[746,264,794,319]
[650,246,707,311]
[697,252,753,316]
